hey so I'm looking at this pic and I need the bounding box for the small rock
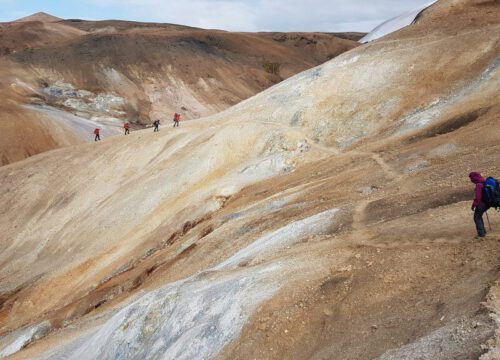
[339,265,353,272]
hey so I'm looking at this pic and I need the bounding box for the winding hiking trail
[346,150,403,242]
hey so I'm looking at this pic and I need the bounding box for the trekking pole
[486,211,492,231]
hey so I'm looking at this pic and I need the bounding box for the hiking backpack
[483,177,500,209]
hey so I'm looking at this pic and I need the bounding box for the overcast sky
[0,0,433,32]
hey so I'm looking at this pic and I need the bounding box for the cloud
[82,0,433,32]
[83,0,258,30]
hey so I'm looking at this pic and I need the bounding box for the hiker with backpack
[173,113,180,127]
[469,172,500,238]
[124,122,130,135]
[153,120,160,132]
[94,128,101,141]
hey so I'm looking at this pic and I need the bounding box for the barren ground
[0,0,499,359]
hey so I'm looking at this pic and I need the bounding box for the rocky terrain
[0,0,499,359]
[0,14,359,165]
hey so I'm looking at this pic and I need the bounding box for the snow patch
[360,1,437,43]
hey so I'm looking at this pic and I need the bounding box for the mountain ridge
[14,12,62,23]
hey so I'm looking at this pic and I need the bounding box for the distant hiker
[124,122,130,135]
[94,128,101,141]
[173,113,180,127]
[469,172,500,238]
[153,120,160,132]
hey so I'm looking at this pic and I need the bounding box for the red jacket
[124,123,129,129]
[94,128,100,135]
[469,172,485,208]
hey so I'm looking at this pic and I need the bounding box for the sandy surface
[0,0,499,359]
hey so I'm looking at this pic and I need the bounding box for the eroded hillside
[0,0,499,359]
[0,17,359,166]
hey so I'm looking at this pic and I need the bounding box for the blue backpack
[483,177,500,209]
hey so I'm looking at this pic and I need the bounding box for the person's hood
[469,172,485,184]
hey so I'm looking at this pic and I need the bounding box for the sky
[0,0,434,32]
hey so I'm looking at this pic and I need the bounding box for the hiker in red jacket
[94,128,101,141]
[469,172,490,238]
[173,113,180,127]
[124,122,130,135]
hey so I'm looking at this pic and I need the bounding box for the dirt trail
[350,199,373,241]
[370,153,402,181]
[349,150,402,180]
[345,149,404,243]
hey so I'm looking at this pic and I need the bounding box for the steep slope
[7,29,357,122]
[0,0,499,359]
[0,18,359,166]
[0,21,85,56]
